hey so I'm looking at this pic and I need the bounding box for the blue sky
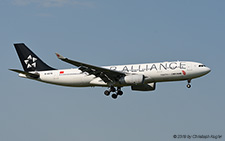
[1,0,225,140]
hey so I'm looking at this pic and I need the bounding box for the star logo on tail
[24,55,37,69]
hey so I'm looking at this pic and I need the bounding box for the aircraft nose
[204,67,211,74]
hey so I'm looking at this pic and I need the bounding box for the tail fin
[14,43,55,72]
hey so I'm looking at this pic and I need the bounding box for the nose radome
[205,67,211,74]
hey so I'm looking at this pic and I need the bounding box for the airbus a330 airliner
[10,43,211,99]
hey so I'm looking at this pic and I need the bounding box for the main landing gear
[104,86,123,99]
[186,79,191,88]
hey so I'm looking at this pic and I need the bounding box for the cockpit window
[199,65,206,67]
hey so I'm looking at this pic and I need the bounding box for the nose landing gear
[104,86,123,99]
[186,79,191,88]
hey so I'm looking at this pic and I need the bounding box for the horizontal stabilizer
[9,69,40,79]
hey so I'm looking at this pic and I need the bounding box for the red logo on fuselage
[182,70,186,75]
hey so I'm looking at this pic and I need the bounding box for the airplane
[10,43,211,99]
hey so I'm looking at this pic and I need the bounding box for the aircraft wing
[55,53,125,83]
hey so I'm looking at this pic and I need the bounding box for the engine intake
[119,74,144,85]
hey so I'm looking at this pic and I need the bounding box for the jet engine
[119,74,144,85]
[131,83,156,91]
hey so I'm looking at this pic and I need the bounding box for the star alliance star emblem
[24,55,37,68]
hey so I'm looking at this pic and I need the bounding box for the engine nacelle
[119,75,144,85]
[131,83,156,91]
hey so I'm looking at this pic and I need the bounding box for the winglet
[55,53,66,60]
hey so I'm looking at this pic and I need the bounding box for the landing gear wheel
[110,87,116,92]
[187,84,191,88]
[112,94,118,99]
[117,90,123,96]
[104,90,110,96]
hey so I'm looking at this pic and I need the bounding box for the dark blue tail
[14,43,55,72]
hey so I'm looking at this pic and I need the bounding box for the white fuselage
[19,61,210,87]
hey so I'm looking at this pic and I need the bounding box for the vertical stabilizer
[14,43,55,72]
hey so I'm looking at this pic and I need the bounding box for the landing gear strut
[104,86,123,99]
[186,79,191,88]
